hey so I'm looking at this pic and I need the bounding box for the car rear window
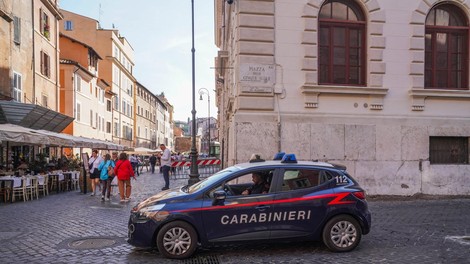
[281,169,339,192]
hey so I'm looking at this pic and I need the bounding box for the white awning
[0,123,126,150]
[128,147,159,154]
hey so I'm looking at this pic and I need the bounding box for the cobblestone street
[0,169,469,264]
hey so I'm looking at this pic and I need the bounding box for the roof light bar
[273,152,285,160]
[281,153,297,163]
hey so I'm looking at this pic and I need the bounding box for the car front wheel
[156,221,198,259]
[322,215,362,252]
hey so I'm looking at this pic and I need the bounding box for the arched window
[319,0,366,85]
[425,4,469,89]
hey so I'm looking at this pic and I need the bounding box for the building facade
[1,0,62,109]
[59,34,111,145]
[60,10,136,148]
[215,0,470,195]
[135,82,157,149]
[156,95,175,149]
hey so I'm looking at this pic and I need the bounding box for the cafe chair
[48,174,58,192]
[37,175,49,196]
[26,176,39,200]
[0,181,11,203]
[12,178,28,202]
[70,171,79,191]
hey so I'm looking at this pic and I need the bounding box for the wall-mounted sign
[239,64,275,87]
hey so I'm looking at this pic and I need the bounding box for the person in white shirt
[129,154,139,176]
[88,149,103,196]
[159,144,171,190]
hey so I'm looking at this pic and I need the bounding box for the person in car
[242,172,270,195]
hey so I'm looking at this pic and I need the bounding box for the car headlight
[140,203,166,213]
[137,204,169,222]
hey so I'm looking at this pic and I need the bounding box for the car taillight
[352,191,366,200]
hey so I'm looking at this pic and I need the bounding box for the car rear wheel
[156,221,198,259]
[322,215,362,252]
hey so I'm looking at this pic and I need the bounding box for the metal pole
[188,0,200,185]
[198,87,210,157]
[208,94,210,157]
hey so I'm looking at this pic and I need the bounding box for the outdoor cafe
[0,123,126,203]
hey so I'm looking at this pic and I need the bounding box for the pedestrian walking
[159,144,171,190]
[149,154,157,174]
[88,149,103,196]
[176,152,184,173]
[170,153,176,175]
[114,152,136,203]
[109,151,119,195]
[97,153,115,201]
[129,154,139,176]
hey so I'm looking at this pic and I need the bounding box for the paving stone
[0,169,469,263]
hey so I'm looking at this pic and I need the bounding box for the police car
[127,153,371,259]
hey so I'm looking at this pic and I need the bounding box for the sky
[59,0,219,122]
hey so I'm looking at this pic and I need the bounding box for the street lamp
[188,0,200,185]
[198,88,210,157]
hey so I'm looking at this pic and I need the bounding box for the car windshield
[186,167,238,194]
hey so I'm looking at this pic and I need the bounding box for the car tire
[156,221,198,259]
[322,215,362,252]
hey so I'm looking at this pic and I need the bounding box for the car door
[269,167,339,239]
[201,170,275,243]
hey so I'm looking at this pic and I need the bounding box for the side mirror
[212,190,226,206]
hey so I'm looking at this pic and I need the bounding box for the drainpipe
[55,15,59,112]
[72,67,79,122]
[31,0,36,104]
[273,3,285,153]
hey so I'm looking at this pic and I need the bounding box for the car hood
[135,187,189,211]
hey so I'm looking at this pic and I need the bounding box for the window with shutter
[12,72,22,102]
[65,20,73,31]
[13,16,20,44]
[40,51,50,78]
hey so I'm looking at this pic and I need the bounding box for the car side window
[281,169,336,192]
[206,169,274,197]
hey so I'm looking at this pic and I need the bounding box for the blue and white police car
[127,153,371,259]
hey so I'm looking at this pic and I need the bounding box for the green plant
[28,153,48,174]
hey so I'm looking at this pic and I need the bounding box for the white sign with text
[239,64,275,91]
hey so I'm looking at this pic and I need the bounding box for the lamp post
[198,88,210,157]
[188,0,200,185]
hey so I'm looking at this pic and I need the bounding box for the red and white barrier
[171,159,221,167]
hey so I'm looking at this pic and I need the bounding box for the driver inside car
[241,172,270,195]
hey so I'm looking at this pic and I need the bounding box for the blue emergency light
[273,152,286,160]
[281,153,297,163]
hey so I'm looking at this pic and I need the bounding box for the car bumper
[127,215,160,248]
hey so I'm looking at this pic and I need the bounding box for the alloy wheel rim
[330,220,357,248]
[163,227,191,255]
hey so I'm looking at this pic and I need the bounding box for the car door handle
[255,205,270,210]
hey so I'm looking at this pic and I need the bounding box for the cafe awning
[0,123,52,145]
[0,100,73,133]
[0,123,126,150]
[128,147,160,154]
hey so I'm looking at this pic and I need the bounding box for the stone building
[214,0,470,195]
[1,0,62,110]
[135,81,157,149]
[60,10,136,148]
[59,34,112,145]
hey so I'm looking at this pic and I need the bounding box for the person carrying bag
[88,149,103,196]
[98,153,115,201]
[114,152,136,203]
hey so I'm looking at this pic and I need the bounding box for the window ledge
[409,88,470,111]
[301,85,388,110]
[0,9,13,22]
